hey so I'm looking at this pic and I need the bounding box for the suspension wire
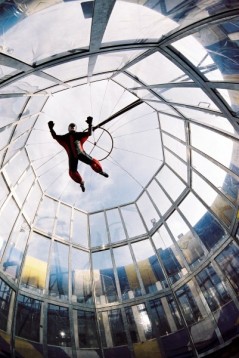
[113,146,162,162]
[106,155,144,189]
[43,164,68,193]
[33,149,64,172]
[109,88,126,121]
[109,110,155,134]
[57,177,72,201]
[113,127,159,138]
[99,79,109,123]
[37,157,67,178]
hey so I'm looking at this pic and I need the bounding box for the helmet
[68,123,77,131]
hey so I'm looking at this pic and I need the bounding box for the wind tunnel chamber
[1,1,239,357]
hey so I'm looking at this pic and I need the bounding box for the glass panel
[120,204,146,238]
[160,114,185,141]
[94,49,146,74]
[34,196,57,234]
[0,97,26,127]
[192,150,239,204]
[71,248,92,305]
[107,309,127,346]
[217,88,239,114]
[156,166,186,201]
[150,298,173,335]
[152,226,187,283]
[102,2,178,43]
[113,245,142,300]
[72,209,88,247]
[22,182,42,224]
[174,106,234,133]
[137,192,159,231]
[158,87,219,111]
[1,216,29,281]
[127,52,188,85]
[0,73,56,94]
[3,131,30,164]
[179,192,228,250]
[20,232,50,294]
[190,123,234,171]
[4,150,29,186]
[106,208,126,243]
[192,171,235,227]
[48,241,69,300]
[89,212,108,247]
[47,304,71,347]
[0,197,19,259]
[92,250,118,304]
[14,167,35,206]
[15,295,41,342]
[43,58,88,82]
[147,180,172,216]
[176,282,205,325]
[0,173,9,208]
[215,242,239,296]
[132,239,167,293]
[165,150,188,182]
[162,133,187,161]
[0,278,13,331]
[166,210,206,268]
[196,264,231,312]
[124,306,140,343]
[160,114,186,142]
[172,17,239,84]
[55,203,71,241]
[76,310,99,348]
[2,1,91,64]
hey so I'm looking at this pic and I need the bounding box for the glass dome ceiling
[1,1,239,357]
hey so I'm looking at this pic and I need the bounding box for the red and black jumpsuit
[49,127,103,185]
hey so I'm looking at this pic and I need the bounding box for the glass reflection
[71,248,92,305]
[75,310,99,349]
[55,203,71,241]
[47,304,71,347]
[106,208,126,243]
[196,264,231,312]
[20,232,50,294]
[0,278,13,331]
[48,241,69,300]
[120,204,146,238]
[166,210,205,268]
[89,212,108,247]
[15,295,41,342]
[132,239,167,293]
[1,216,29,281]
[0,197,19,260]
[113,245,142,300]
[215,242,239,295]
[92,250,118,304]
[72,209,88,247]
[152,225,187,283]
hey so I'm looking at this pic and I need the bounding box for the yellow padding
[137,259,157,286]
[133,339,163,358]
[15,337,43,358]
[125,263,140,290]
[0,330,11,344]
[21,256,47,289]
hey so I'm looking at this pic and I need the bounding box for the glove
[48,121,54,129]
[86,116,93,125]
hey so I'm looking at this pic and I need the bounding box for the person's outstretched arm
[48,121,58,139]
[85,116,93,135]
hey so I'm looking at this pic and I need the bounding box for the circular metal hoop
[88,126,114,161]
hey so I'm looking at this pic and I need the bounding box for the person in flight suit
[48,116,108,192]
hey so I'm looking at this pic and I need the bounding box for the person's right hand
[48,121,54,129]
